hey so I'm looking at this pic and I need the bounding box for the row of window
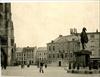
[17,56,34,58]
[48,46,55,51]
[17,57,34,60]
[37,53,47,56]
[38,58,47,61]
[48,53,73,59]
[23,50,34,53]
[48,46,67,53]
[16,54,34,56]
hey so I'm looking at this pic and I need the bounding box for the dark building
[0,3,15,66]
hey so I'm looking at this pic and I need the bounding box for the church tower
[0,3,15,66]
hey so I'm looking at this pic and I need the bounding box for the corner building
[47,35,80,66]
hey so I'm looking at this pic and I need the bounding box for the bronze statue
[80,27,88,50]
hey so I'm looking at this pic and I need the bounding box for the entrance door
[59,61,61,66]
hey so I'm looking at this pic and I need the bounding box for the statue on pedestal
[80,27,88,50]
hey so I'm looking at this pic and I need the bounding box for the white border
[0,0,100,3]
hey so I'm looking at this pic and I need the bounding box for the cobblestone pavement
[1,66,100,77]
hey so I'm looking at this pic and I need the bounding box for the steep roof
[49,35,78,43]
[48,31,100,44]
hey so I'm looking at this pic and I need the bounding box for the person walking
[39,62,44,73]
[45,63,47,68]
[21,63,24,68]
[1,50,7,70]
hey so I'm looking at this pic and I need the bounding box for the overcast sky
[11,1,100,47]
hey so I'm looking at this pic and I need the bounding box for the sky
[11,1,100,47]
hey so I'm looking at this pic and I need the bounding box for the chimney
[59,35,63,37]
[70,28,73,34]
[96,29,98,33]
[51,40,54,43]
[74,28,77,33]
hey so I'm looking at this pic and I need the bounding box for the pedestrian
[27,62,30,68]
[37,62,39,68]
[45,64,47,68]
[39,62,44,73]
[21,63,24,68]
[1,50,7,70]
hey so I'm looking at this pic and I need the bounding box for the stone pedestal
[74,50,92,67]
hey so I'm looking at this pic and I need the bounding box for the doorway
[59,61,61,66]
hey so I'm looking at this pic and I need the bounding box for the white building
[85,32,100,58]
[16,46,37,65]
[36,47,47,64]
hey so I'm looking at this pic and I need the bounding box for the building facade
[72,30,100,58]
[84,31,100,67]
[15,47,23,65]
[47,30,100,66]
[16,46,37,65]
[47,35,80,66]
[0,3,15,66]
[36,47,47,64]
[70,29,100,68]
[85,32,100,58]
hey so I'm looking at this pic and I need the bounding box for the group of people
[21,63,30,68]
[20,62,47,73]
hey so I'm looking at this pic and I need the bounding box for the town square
[0,0,100,77]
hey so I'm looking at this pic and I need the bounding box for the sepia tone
[0,1,100,77]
